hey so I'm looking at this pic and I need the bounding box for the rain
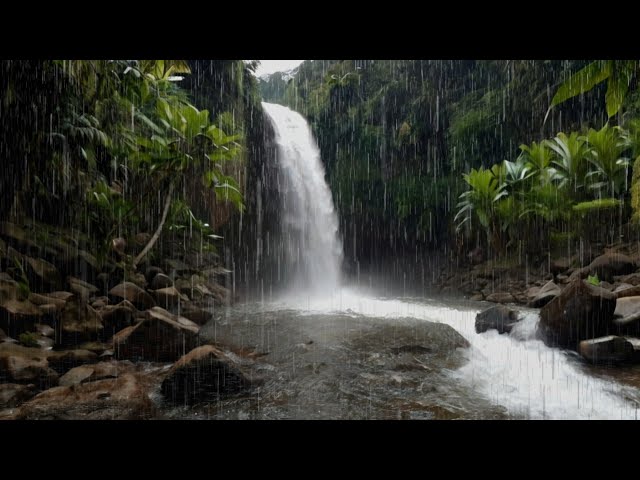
[1,59,640,420]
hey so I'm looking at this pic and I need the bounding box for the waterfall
[262,102,343,295]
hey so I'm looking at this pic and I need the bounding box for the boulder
[46,291,74,302]
[99,300,137,336]
[614,284,640,299]
[475,305,520,334]
[28,292,66,309]
[24,256,60,289]
[150,273,173,290]
[538,279,617,349]
[153,286,188,310]
[578,336,635,365]
[181,302,216,326]
[46,349,98,374]
[614,296,640,319]
[58,300,103,344]
[527,280,561,308]
[91,296,109,309]
[470,294,484,302]
[587,253,636,282]
[485,292,515,304]
[113,306,199,362]
[0,298,42,338]
[614,273,640,286]
[161,345,251,405]
[0,383,36,408]
[108,282,155,310]
[57,361,134,387]
[34,324,54,338]
[145,266,164,284]
[68,277,99,301]
[0,343,59,388]
[15,373,155,420]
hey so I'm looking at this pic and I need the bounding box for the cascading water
[262,102,343,295]
[257,102,640,419]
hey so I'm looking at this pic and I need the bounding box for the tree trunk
[132,181,174,268]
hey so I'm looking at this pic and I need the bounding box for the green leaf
[605,70,630,117]
[551,61,612,107]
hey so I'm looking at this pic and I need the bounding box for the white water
[268,288,640,419]
[261,104,640,419]
[262,102,343,295]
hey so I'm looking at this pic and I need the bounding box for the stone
[150,273,173,290]
[145,266,164,284]
[38,304,59,315]
[15,373,155,420]
[614,273,640,286]
[108,282,155,310]
[470,294,484,302]
[46,349,98,374]
[485,292,515,304]
[181,302,216,325]
[161,345,251,405]
[0,343,59,388]
[113,306,199,362]
[538,279,617,349]
[614,284,640,299]
[578,336,635,365]
[59,300,103,343]
[0,383,36,408]
[46,291,74,301]
[0,298,42,338]
[25,256,60,288]
[111,237,127,256]
[550,257,572,275]
[153,286,188,310]
[34,323,54,337]
[58,360,135,387]
[68,276,99,301]
[614,296,640,319]
[527,280,561,308]
[91,296,109,309]
[28,292,66,309]
[0,327,5,340]
[99,300,137,336]
[475,305,520,334]
[164,259,192,274]
[587,253,636,282]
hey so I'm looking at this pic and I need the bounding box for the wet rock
[128,272,147,289]
[614,296,640,319]
[46,291,74,302]
[91,296,109,309]
[568,266,590,281]
[78,341,112,355]
[38,304,59,315]
[113,306,199,362]
[578,336,635,365]
[527,280,561,308]
[181,302,216,325]
[557,274,570,284]
[15,373,155,420]
[538,279,617,349]
[550,257,572,275]
[59,300,103,343]
[485,292,515,304]
[614,284,640,299]
[145,266,164,284]
[35,324,54,337]
[46,349,98,374]
[34,336,54,350]
[0,298,42,338]
[25,256,60,288]
[0,327,5,341]
[153,286,188,310]
[28,292,66,309]
[151,273,173,290]
[57,361,133,387]
[111,237,127,256]
[161,345,251,405]
[68,277,99,301]
[99,300,137,336]
[614,273,640,286]
[164,259,192,274]
[108,282,155,310]
[626,337,640,362]
[475,305,520,334]
[0,343,59,388]
[0,383,36,408]
[587,253,636,282]
[470,293,484,302]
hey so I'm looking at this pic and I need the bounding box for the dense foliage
[259,60,638,266]
[1,60,258,270]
